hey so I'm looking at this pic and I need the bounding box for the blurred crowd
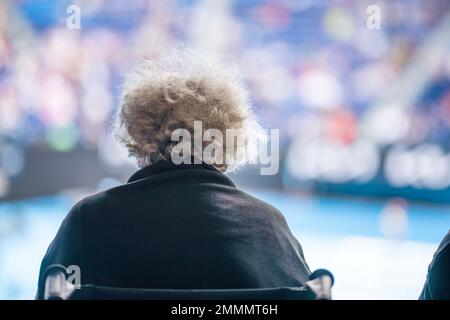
[1,0,450,198]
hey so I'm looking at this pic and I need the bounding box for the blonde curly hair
[114,49,260,172]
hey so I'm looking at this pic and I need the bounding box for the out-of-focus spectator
[420,231,450,299]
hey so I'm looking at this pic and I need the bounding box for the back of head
[114,48,262,172]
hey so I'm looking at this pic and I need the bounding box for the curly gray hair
[114,49,260,172]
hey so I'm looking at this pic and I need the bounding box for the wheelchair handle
[306,269,334,300]
[44,264,76,300]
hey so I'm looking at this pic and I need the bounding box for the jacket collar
[127,159,235,186]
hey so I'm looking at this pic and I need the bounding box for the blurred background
[1,0,450,299]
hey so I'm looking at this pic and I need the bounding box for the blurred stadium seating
[0,0,450,299]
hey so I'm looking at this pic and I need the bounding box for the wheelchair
[43,264,334,300]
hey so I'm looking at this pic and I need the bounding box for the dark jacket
[36,160,310,299]
[420,231,450,300]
